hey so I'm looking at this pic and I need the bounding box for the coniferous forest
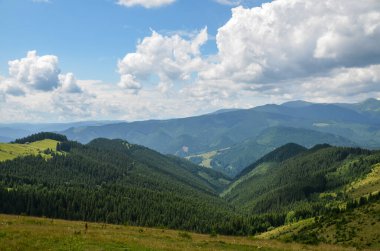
[1,132,380,248]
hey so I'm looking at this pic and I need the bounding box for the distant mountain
[60,99,380,175]
[0,121,122,142]
[336,98,380,122]
[0,135,13,143]
[281,100,313,108]
[63,110,280,154]
[0,127,31,142]
[209,108,242,115]
[209,126,357,176]
[63,100,379,149]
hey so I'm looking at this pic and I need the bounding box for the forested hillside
[1,132,380,249]
[0,134,241,234]
[224,143,380,215]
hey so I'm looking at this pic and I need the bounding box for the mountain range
[1,98,380,177]
[62,98,380,176]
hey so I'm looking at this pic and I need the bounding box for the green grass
[256,218,315,240]
[0,214,360,251]
[346,163,380,198]
[186,148,230,169]
[186,150,219,168]
[255,202,380,250]
[0,139,59,162]
[313,202,380,249]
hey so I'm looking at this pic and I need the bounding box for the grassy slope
[0,139,58,161]
[256,163,380,249]
[0,214,362,251]
[346,163,380,198]
[256,201,380,250]
[187,150,220,168]
[186,148,230,169]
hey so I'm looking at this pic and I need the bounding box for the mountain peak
[237,143,307,179]
[281,100,314,108]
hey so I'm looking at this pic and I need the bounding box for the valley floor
[0,214,374,251]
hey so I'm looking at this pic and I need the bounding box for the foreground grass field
[0,214,373,251]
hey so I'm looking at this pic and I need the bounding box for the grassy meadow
[0,214,370,251]
[0,139,58,162]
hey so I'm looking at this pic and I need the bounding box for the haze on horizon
[1,0,380,123]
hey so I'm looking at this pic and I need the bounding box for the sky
[0,0,380,123]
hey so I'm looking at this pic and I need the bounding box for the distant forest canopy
[13,132,68,144]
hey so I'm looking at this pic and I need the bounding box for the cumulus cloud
[118,27,208,92]
[8,51,60,91]
[117,0,175,8]
[1,51,82,96]
[115,0,380,106]
[201,0,380,84]
[298,65,380,101]
[118,74,142,93]
[58,73,82,93]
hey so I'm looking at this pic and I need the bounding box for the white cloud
[297,65,380,102]
[117,27,208,92]
[214,0,241,6]
[8,51,60,91]
[202,0,380,85]
[117,0,175,8]
[118,74,142,93]
[1,51,82,95]
[58,73,82,93]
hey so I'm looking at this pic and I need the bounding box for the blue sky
[0,0,379,122]
[0,0,269,82]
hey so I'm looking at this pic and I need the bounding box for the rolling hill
[0,133,237,234]
[222,143,380,214]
